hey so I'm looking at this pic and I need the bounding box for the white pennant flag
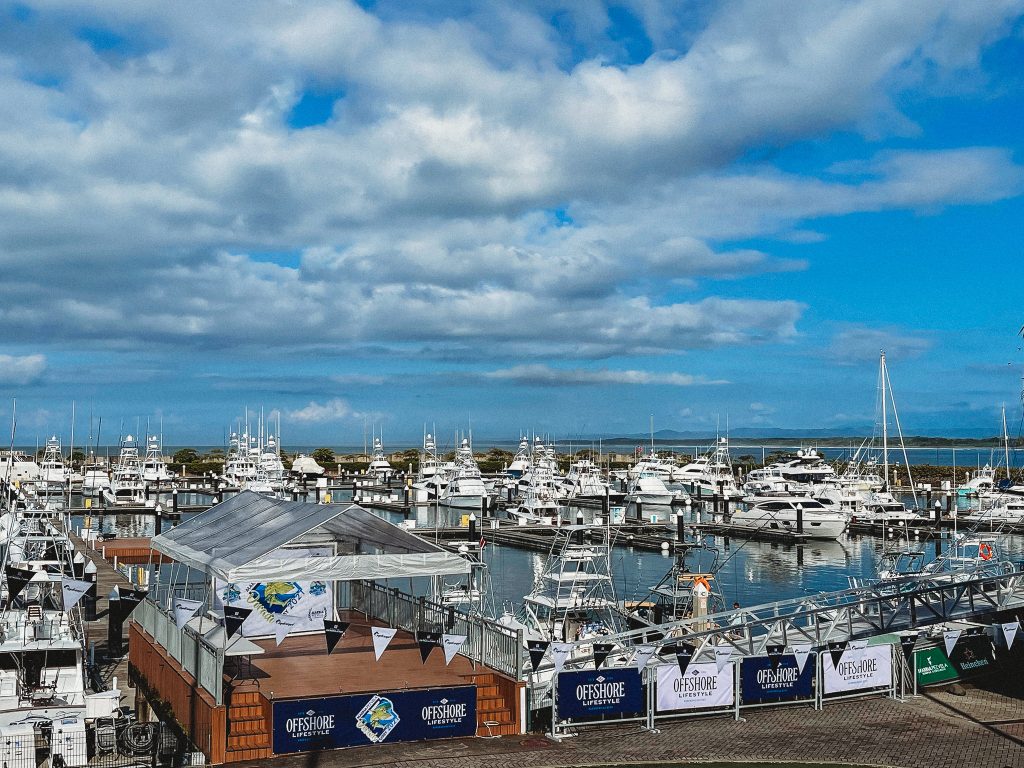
[714,645,734,672]
[275,618,297,646]
[1002,621,1020,650]
[550,642,573,674]
[791,642,812,674]
[172,598,203,630]
[847,638,869,660]
[633,645,657,671]
[943,629,962,658]
[61,578,92,611]
[371,627,398,660]
[441,634,468,665]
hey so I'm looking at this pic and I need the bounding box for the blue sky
[0,1,1023,446]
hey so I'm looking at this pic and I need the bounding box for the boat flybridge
[141,435,175,485]
[103,435,146,507]
[38,437,70,494]
[367,436,393,481]
[439,439,486,510]
[671,437,744,499]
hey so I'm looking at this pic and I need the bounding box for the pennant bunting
[766,644,785,671]
[1002,621,1020,650]
[847,638,869,661]
[593,642,614,670]
[943,629,962,658]
[527,640,550,673]
[791,642,812,674]
[172,598,203,630]
[115,587,147,622]
[224,606,252,639]
[5,566,36,602]
[632,645,657,672]
[550,642,573,674]
[714,645,734,672]
[371,627,398,660]
[276,617,298,647]
[828,641,847,669]
[417,631,441,664]
[675,642,696,676]
[324,620,349,654]
[61,577,92,611]
[899,633,919,665]
[441,634,468,665]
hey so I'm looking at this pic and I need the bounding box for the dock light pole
[676,507,686,542]
[796,503,804,534]
[934,501,942,528]
[468,512,476,543]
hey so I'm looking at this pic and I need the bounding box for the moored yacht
[671,438,743,499]
[141,434,175,485]
[367,436,394,481]
[732,495,847,540]
[625,471,675,506]
[103,435,146,506]
[439,439,486,510]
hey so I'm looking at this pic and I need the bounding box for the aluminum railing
[134,599,225,704]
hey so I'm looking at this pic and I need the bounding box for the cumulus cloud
[482,365,728,386]
[287,398,361,422]
[826,326,933,365]
[0,354,46,386]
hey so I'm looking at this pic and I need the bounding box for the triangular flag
[172,598,202,630]
[1002,621,1020,650]
[115,587,147,622]
[441,634,468,665]
[943,629,962,657]
[593,642,614,670]
[527,639,550,672]
[714,645,734,672]
[675,643,696,676]
[828,641,847,668]
[371,627,397,660]
[550,642,573,673]
[766,644,785,671]
[633,644,656,671]
[224,606,252,639]
[5,566,36,602]
[324,620,349,654]
[61,577,92,611]
[276,617,298,646]
[792,642,812,674]
[900,633,919,665]
[417,631,441,664]
[847,638,869,660]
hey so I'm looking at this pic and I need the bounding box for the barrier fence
[134,600,225,705]
[8,717,197,768]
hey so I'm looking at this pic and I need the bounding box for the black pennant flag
[114,587,147,623]
[417,631,441,664]
[593,642,614,669]
[5,566,36,602]
[224,606,252,639]
[900,633,919,666]
[527,639,550,672]
[828,641,848,669]
[766,644,785,671]
[675,642,696,676]
[324,620,350,655]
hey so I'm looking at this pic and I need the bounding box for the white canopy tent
[152,491,470,582]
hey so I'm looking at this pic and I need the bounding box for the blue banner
[740,654,815,704]
[556,668,644,720]
[272,685,476,755]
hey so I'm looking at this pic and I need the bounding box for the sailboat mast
[1002,404,1010,481]
[881,351,888,491]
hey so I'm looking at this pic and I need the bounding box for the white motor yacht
[439,439,486,510]
[671,438,744,499]
[367,436,393,481]
[103,435,146,506]
[37,436,69,493]
[141,435,175,485]
[625,471,676,506]
[732,496,847,540]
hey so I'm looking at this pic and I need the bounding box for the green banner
[914,647,958,686]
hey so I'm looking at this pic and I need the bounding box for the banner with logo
[822,644,891,694]
[914,647,958,686]
[272,686,476,754]
[740,654,815,704]
[556,668,644,721]
[655,662,734,712]
[948,634,994,678]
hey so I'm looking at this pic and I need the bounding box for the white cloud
[826,326,933,365]
[287,398,360,423]
[482,365,728,387]
[0,354,46,385]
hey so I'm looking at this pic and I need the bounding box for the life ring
[979,542,994,561]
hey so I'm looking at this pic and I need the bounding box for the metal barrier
[134,599,225,705]
[37,718,194,768]
[349,580,524,678]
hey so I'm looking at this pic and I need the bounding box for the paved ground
[235,682,1024,768]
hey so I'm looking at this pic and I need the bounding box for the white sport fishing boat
[671,438,744,499]
[37,437,69,494]
[103,436,146,506]
[439,439,486,510]
[625,471,675,506]
[141,435,175,485]
[367,436,393,481]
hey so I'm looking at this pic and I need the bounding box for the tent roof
[152,491,469,581]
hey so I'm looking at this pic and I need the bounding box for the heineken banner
[655,662,734,712]
[741,654,815,704]
[948,634,994,678]
[914,647,958,686]
[556,668,645,721]
[823,644,891,694]
[272,686,476,754]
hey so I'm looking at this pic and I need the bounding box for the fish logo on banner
[900,633,919,665]
[943,629,963,657]
[324,620,349,654]
[632,645,656,672]
[276,617,298,647]
[61,577,92,611]
[527,640,550,673]
[1001,621,1020,650]
[828,641,848,669]
[441,634,468,666]
[417,631,441,664]
[791,642,812,674]
[593,643,614,670]
[550,642,573,674]
[714,645,734,672]
[172,598,203,630]
[356,694,400,743]
[766,644,785,671]
[224,606,252,639]
[675,643,696,676]
[371,627,398,661]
